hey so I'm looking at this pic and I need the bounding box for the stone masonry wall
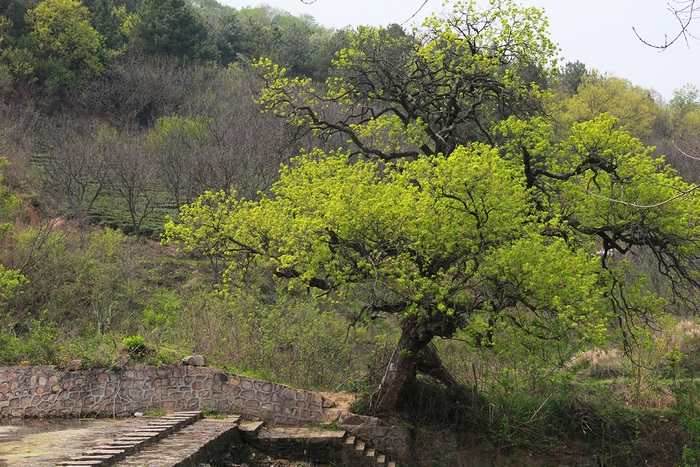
[0,364,325,425]
[0,365,425,465]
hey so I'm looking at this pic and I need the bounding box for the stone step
[256,426,347,443]
[237,419,265,437]
[344,434,356,448]
[60,454,113,465]
[113,416,241,466]
[57,462,106,467]
[338,432,398,467]
[59,411,203,466]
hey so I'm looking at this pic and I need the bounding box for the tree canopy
[129,0,215,61]
[554,73,663,141]
[6,0,107,89]
[254,0,558,160]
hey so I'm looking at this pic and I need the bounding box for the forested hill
[0,0,351,93]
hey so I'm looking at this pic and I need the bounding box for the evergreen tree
[129,0,216,61]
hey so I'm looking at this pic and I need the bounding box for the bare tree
[77,54,219,129]
[178,66,325,199]
[42,124,110,230]
[103,132,163,240]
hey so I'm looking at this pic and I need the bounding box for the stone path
[59,411,210,466]
[242,424,396,467]
[1,412,398,467]
[113,414,241,466]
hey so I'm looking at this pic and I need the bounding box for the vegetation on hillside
[1,0,700,463]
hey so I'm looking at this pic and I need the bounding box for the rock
[182,355,207,366]
[339,412,365,426]
[339,411,383,427]
[112,353,129,369]
[322,399,336,408]
[64,359,84,371]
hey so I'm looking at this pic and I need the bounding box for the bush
[122,334,148,357]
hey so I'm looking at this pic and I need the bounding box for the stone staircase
[54,411,398,467]
[56,411,220,466]
[240,420,397,467]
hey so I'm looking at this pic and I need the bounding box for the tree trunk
[415,342,465,392]
[373,317,434,412]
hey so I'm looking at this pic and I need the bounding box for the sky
[220,0,700,102]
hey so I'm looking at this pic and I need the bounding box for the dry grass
[570,348,626,379]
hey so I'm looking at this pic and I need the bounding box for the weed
[146,407,166,417]
[203,407,220,417]
[317,420,342,430]
[122,334,148,356]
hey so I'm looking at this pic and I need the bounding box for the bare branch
[402,0,430,26]
[674,139,700,160]
[585,184,700,208]
[634,0,699,50]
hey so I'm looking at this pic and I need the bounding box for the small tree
[101,126,162,240]
[42,124,110,230]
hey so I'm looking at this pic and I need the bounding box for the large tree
[24,0,106,89]
[164,0,700,412]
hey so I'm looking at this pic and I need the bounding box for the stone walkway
[0,418,145,466]
[0,412,397,467]
[113,414,240,466]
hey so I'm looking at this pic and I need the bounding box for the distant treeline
[0,0,356,94]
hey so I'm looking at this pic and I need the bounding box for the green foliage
[670,84,700,117]
[122,333,147,355]
[146,406,166,416]
[255,0,557,159]
[555,60,587,96]
[81,0,136,50]
[0,157,26,307]
[23,0,106,89]
[166,134,635,357]
[554,73,663,140]
[0,315,63,365]
[129,0,215,61]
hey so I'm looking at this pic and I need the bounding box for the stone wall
[0,365,325,425]
[0,365,442,465]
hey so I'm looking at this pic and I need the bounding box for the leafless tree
[76,54,219,129]
[104,133,163,240]
[42,124,110,230]
[178,66,335,200]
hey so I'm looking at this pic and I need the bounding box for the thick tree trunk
[415,342,465,392]
[373,317,434,412]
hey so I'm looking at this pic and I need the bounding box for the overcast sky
[219,0,699,102]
